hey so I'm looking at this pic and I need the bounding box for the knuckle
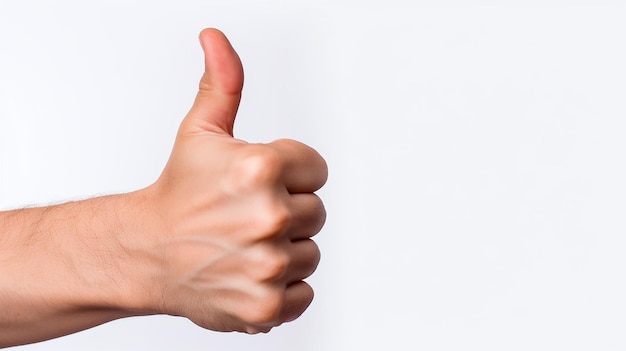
[242,289,284,325]
[227,146,283,191]
[256,203,291,238]
[254,248,290,281]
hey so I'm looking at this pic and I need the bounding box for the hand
[136,28,328,334]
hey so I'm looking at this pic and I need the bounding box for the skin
[0,28,328,347]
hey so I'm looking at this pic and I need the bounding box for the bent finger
[282,239,321,284]
[285,193,326,240]
[278,281,315,324]
[268,139,328,194]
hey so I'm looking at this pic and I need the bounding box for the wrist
[95,187,168,315]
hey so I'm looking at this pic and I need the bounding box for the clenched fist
[0,28,327,347]
[139,28,328,333]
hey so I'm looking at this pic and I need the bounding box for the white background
[2,1,626,350]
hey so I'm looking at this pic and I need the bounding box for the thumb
[182,28,244,136]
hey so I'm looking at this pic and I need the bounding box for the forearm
[0,192,157,347]
[0,28,327,347]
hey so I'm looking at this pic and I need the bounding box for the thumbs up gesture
[139,29,328,333]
